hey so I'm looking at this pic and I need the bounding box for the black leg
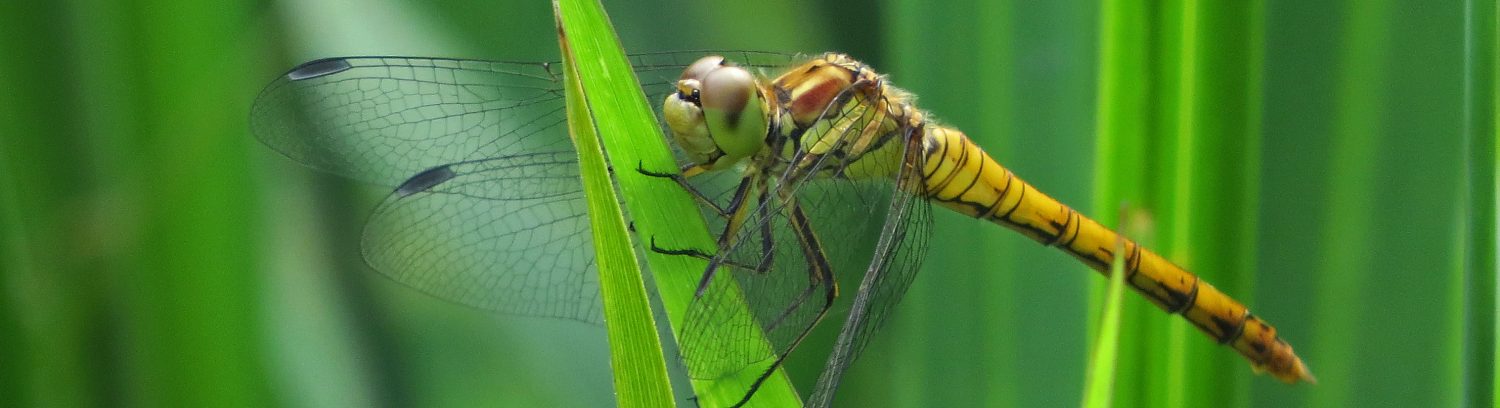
[636,161,729,217]
[730,199,839,408]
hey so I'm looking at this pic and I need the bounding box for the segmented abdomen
[917,125,1314,383]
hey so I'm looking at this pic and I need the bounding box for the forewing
[250,56,576,186]
[361,153,603,321]
[250,52,802,321]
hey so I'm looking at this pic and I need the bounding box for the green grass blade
[1306,3,1390,406]
[1091,2,1267,406]
[1089,0,1154,404]
[1490,2,1500,403]
[0,3,100,404]
[84,1,272,406]
[1170,2,1263,406]
[1081,212,1131,408]
[1465,0,1499,405]
[1165,2,1199,404]
[555,9,675,407]
[551,1,801,406]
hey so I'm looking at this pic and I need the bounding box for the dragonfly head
[664,55,770,170]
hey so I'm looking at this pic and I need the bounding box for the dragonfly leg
[693,178,765,297]
[752,206,776,275]
[636,161,728,216]
[641,165,763,294]
[641,174,766,298]
[767,198,839,331]
[648,236,764,271]
[731,199,838,408]
[648,236,715,259]
[740,174,780,276]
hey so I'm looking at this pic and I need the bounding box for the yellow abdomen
[919,125,1314,383]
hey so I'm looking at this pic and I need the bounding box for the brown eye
[701,66,755,120]
[698,65,767,161]
[680,55,726,81]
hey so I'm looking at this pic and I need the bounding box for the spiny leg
[646,236,763,272]
[643,166,782,300]
[636,161,727,216]
[689,177,765,297]
[745,173,779,275]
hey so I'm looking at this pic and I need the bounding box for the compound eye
[699,66,767,161]
[700,66,755,120]
[680,55,726,82]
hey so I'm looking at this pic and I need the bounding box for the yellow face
[662,55,771,170]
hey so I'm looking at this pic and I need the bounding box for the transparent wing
[806,132,932,407]
[678,82,934,407]
[361,153,601,321]
[251,52,797,186]
[251,56,577,186]
[251,52,802,322]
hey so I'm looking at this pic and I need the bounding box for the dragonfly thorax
[663,55,772,171]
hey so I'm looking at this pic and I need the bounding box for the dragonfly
[251,51,1313,407]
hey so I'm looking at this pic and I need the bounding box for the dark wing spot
[395,165,457,197]
[286,58,354,81]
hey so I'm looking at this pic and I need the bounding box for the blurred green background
[1,0,1494,407]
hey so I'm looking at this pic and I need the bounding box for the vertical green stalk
[1492,8,1500,394]
[1492,3,1500,403]
[1308,1,1389,406]
[1093,1,1265,406]
[552,1,800,406]
[122,0,272,405]
[1165,2,1199,406]
[1090,0,1152,404]
[555,8,675,406]
[1090,0,1151,239]
[0,2,97,406]
[1171,1,1263,407]
[1082,225,1131,408]
[1465,0,1499,405]
[1142,3,1182,405]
